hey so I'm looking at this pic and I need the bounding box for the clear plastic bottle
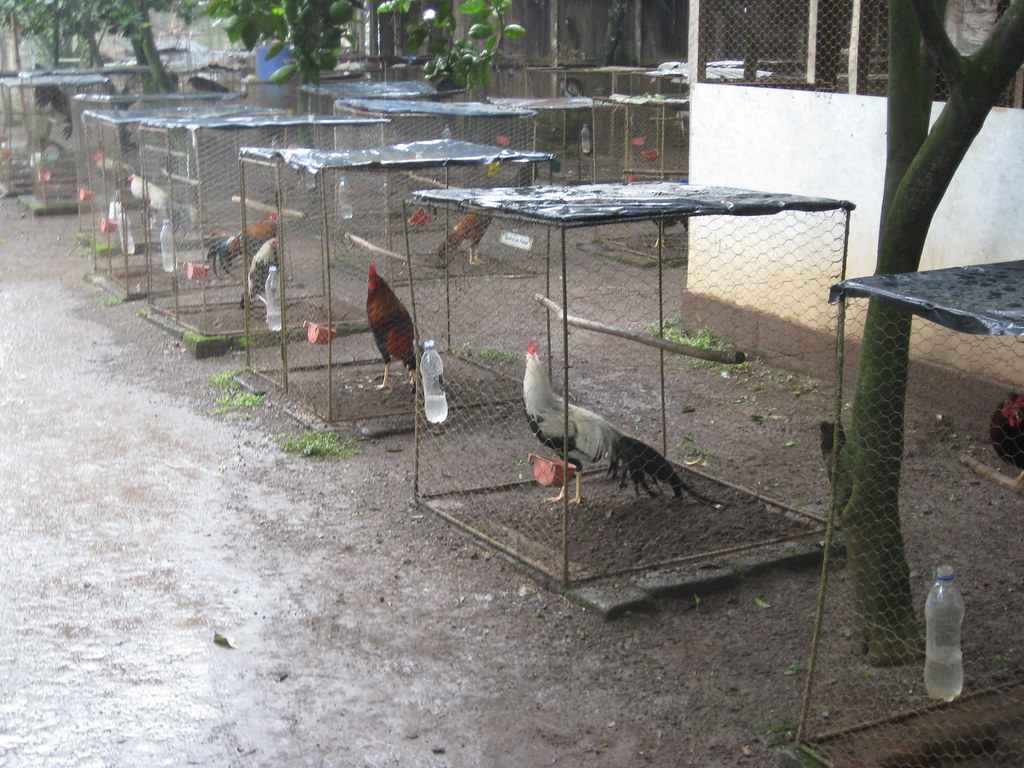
[441,123,452,140]
[580,123,592,155]
[159,219,175,273]
[337,176,354,219]
[265,265,282,331]
[112,200,134,255]
[924,565,964,701]
[420,339,448,424]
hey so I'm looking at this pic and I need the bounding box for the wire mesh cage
[693,0,890,95]
[486,97,619,185]
[524,66,670,99]
[298,80,445,113]
[797,261,1024,766]
[0,72,110,204]
[402,182,853,587]
[593,94,690,182]
[139,114,388,335]
[82,104,281,299]
[238,141,555,426]
[74,94,247,237]
[333,98,538,150]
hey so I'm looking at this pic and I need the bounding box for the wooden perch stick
[345,232,406,263]
[230,195,306,219]
[959,454,1024,496]
[532,293,746,364]
[402,171,447,189]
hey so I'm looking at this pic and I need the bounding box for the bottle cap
[268,265,278,273]
[162,219,170,225]
[936,565,955,581]
[423,339,435,350]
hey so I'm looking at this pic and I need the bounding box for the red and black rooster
[367,264,415,390]
[990,393,1024,490]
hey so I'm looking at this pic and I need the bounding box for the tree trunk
[841,0,1024,665]
[131,24,176,93]
[598,0,629,65]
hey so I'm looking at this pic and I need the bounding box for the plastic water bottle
[441,123,452,140]
[580,123,592,155]
[420,340,448,424]
[159,219,175,272]
[265,265,282,331]
[924,565,964,701]
[337,176,354,219]
[112,200,134,255]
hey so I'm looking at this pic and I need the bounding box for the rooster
[437,213,491,266]
[990,393,1024,490]
[366,264,415,390]
[522,341,714,505]
[208,211,278,275]
[93,150,134,178]
[240,237,278,309]
[128,173,193,233]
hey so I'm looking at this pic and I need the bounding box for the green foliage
[206,0,364,84]
[207,369,265,414]
[275,431,360,457]
[376,0,523,91]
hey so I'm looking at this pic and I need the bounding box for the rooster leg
[376,361,392,390]
[468,243,481,265]
[547,473,583,504]
[1015,471,1024,492]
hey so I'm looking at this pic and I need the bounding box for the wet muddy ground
[0,196,825,767]
[5,195,1019,768]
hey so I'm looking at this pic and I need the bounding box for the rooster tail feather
[610,434,716,506]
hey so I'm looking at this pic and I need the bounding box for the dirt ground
[2,194,1020,768]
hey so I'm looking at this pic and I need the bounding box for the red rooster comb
[526,341,536,355]
[368,263,377,277]
[1004,393,1024,427]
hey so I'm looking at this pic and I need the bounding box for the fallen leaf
[755,597,771,608]
[213,633,238,649]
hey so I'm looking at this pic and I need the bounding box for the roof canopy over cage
[412,182,855,226]
[74,92,244,107]
[3,71,110,87]
[299,80,438,99]
[139,113,388,131]
[239,139,555,172]
[83,104,282,125]
[487,96,595,111]
[829,260,1024,336]
[334,98,537,118]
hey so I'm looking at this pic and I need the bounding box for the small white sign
[500,231,534,251]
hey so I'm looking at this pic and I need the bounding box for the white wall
[689,83,1024,278]
[686,83,1024,385]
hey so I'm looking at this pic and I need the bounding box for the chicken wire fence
[0,72,110,204]
[403,182,852,587]
[238,142,555,425]
[522,66,689,101]
[592,95,690,182]
[692,0,888,93]
[486,97,616,185]
[333,98,537,149]
[81,104,282,300]
[138,114,388,336]
[797,262,1024,766]
[73,91,246,230]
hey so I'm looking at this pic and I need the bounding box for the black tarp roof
[829,261,1024,336]
[410,182,854,226]
[239,139,554,171]
[3,71,108,87]
[298,80,436,98]
[73,92,243,106]
[139,113,387,131]
[83,104,282,125]
[335,98,536,118]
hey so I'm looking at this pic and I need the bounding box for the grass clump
[276,431,360,457]
[646,317,748,373]
[207,369,265,415]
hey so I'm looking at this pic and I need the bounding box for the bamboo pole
[230,194,306,219]
[532,293,746,364]
[959,455,1024,496]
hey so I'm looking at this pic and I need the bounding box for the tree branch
[907,0,964,88]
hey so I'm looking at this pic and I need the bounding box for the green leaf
[467,22,493,39]
[241,19,261,50]
[459,0,487,13]
[755,597,771,608]
[269,63,299,84]
[330,0,354,23]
